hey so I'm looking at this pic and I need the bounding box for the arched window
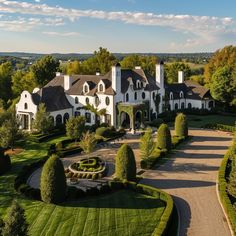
[75,97,79,104]
[126,93,129,102]
[105,96,110,106]
[25,94,27,98]
[180,91,184,98]
[63,113,69,123]
[24,103,28,110]
[181,102,185,109]
[142,92,146,99]
[84,85,88,93]
[99,84,104,92]
[136,81,140,88]
[170,92,173,100]
[152,92,155,100]
[95,96,99,107]
[75,111,80,117]
[56,115,62,126]
[134,92,137,100]
[85,112,91,123]
[188,103,192,109]
[175,103,178,110]
[202,103,205,109]
[86,97,89,104]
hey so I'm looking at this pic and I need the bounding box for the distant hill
[0,52,213,64]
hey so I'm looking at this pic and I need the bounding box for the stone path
[141,129,233,236]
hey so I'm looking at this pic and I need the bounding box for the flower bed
[66,157,106,180]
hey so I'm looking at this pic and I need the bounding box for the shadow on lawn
[60,190,165,209]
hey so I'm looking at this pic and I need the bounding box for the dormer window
[180,91,184,98]
[83,83,89,94]
[84,85,88,93]
[99,84,104,92]
[170,92,173,100]
[24,103,28,110]
[136,81,141,88]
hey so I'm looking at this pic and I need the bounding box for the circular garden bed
[65,156,106,180]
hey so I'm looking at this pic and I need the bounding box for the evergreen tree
[175,113,188,137]
[66,116,85,142]
[40,154,67,204]
[0,110,20,150]
[33,103,53,134]
[156,124,172,150]
[2,200,28,236]
[115,144,136,181]
[79,131,97,155]
[139,128,155,161]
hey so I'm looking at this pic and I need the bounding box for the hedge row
[14,156,49,200]
[140,136,186,169]
[48,131,125,158]
[29,130,65,143]
[203,123,235,132]
[158,108,216,122]
[218,142,236,234]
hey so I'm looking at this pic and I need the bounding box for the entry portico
[117,102,149,132]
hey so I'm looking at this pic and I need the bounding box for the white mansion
[16,62,215,132]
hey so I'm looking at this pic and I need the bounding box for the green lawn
[26,190,165,236]
[186,114,236,128]
[0,136,166,236]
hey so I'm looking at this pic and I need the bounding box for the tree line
[0,45,235,112]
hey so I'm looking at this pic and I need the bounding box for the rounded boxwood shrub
[115,144,136,181]
[0,149,11,175]
[175,113,188,137]
[40,154,67,204]
[156,124,172,151]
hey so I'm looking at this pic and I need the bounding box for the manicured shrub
[55,141,63,151]
[228,157,236,198]
[0,149,11,175]
[175,113,188,137]
[2,200,28,236]
[40,154,67,204]
[156,124,172,151]
[115,144,136,181]
[139,128,155,161]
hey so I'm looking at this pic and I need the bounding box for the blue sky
[0,0,235,53]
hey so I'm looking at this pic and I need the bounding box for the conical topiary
[40,154,67,204]
[115,144,136,181]
[2,200,28,236]
[175,113,188,137]
[156,124,172,151]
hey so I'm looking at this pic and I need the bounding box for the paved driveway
[141,129,233,236]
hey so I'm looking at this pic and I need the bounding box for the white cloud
[43,31,80,36]
[0,0,235,45]
[0,15,64,32]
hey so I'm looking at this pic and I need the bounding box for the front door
[23,114,29,130]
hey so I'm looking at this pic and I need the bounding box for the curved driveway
[141,129,233,236]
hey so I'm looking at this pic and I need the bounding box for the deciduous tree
[33,103,53,134]
[31,55,59,86]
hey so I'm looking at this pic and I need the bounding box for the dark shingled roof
[32,86,73,112]
[166,80,212,100]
